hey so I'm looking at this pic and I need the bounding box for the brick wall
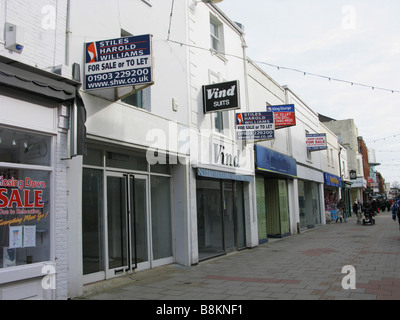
[0,0,68,69]
[54,105,69,299]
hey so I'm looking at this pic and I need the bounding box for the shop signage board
[84,34,153,90]
[306,133,327,151]
[255,145,297,177]
[267,104,296,129]
[203,80,240,113]
[236,111,275,141]
[324,172,342,188]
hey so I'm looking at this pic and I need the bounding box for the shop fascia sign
[236,111,275,141]
[306,133,327,151]
[266,104,296,129]
[213,143,240,168]
[203,80,240,114]
[84,34,154,91]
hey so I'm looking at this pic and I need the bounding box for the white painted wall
[286,88,322,171]
[246,59,290,156]
[319,122,340,177]
[68,0,191,147]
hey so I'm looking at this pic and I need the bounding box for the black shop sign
[202,80,240,114]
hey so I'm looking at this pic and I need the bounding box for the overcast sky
[217,0,400,186]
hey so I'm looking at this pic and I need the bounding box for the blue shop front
[255,145,297,242]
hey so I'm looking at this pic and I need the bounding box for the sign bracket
[114,82,154,101]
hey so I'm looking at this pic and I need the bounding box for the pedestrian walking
[336,198,345,223]
[371,199,378,216]
[392,197,400,231]
[353,199,362,224]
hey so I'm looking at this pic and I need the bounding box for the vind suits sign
[203,80,240,114]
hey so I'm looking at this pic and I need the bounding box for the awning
[0,60,77,102]
[197,168,254,182]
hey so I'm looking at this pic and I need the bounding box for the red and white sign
[306,133,327,151]
[267,104,296,129]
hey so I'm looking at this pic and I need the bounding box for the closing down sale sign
[85,34,153,90]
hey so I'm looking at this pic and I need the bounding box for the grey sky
[218,0,400,185]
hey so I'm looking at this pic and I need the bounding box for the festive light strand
[366,133,400,143]
[166,39,400,95]
[255,61,400,94]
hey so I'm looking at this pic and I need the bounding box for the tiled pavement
[80,210,400,300]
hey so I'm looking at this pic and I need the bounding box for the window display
[0,127,51,269]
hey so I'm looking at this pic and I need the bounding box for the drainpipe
[65,0,71,66]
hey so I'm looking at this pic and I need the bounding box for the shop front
[255,145,297,242]
[0,58,83,299]
[81,143,174,284]
[190,130,256,262]
[297,165,324,230]
[196,169,251,260]
[323,172,341,222]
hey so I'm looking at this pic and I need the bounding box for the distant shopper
[353,199,362,224]
[371,199,378,215]
[336,198,345,223]
[392,198,400,231]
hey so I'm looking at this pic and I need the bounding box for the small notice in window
[9,226,23,249]
[23,225,36,248]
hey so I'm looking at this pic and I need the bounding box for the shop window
[83,148,103,167]
[197,178,246,260]
[106,148,147,171]
[82,168,104,275]
[298,180,321,230]
[151,176,172,260]
[0,127,52,269]
[150,162,171,175]
[0,127,51,166]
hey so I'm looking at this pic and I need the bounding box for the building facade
[246,60,298,241]
[285,88,325,231]
[319,122,342,222]
[322,119,366,205]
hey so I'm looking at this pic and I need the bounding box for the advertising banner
[266,104,296,129]
[236,112,274,141]
[85,34,153,90]
[203,80,240,113]
[306,133,327,151]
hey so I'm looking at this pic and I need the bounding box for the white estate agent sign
[85,34,153,90]
[306,133,327,151]
[236,112,275,141]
